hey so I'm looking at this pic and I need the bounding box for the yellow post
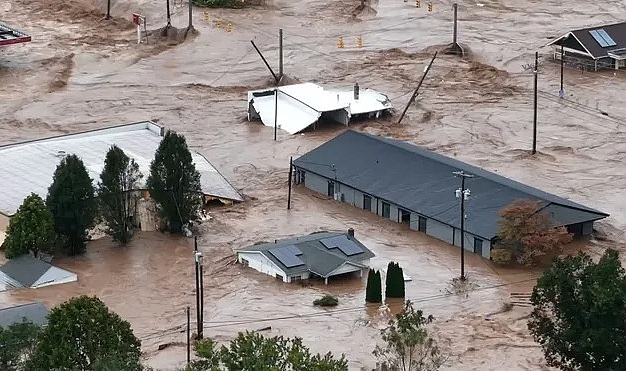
[215,19,221,28]
[427,2,432,11]
[416,0,421,7]
[226,22,232,32]
[337,37,344,48]
[357,36,363,48]
[202,11,210,21]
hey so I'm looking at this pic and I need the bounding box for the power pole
[397,51,438,124]
[287,156,293,210]
[186,306,190,365]
[274,88,278,141]
[532,51,538,155]
[279,29,284,80]
[194,244,201,340]
[188,0,193,28]
[452,3,458,46]
[106,0,111,19]
[453,171,473,281]
[166,0,172,27]
[199,252,204,340]
[559,43,564,98]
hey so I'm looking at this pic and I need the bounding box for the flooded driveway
[2,0,626,369]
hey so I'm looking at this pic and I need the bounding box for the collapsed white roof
[247,83,393,135]
[0,121,243,216]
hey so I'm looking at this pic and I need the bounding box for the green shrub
[313,294,339,307]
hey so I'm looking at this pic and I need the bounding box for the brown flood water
[2,0,626,369]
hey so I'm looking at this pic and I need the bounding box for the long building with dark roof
[292,130,609,259]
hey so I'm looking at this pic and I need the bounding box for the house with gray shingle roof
[0,255,77,292]
[236,229,375,284]
[0,302,49,328]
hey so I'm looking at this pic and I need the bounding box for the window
[291,275,301,282]
[298,170,306,184]
[276,273,284,281]
[418,216,427,233]
[327,181,335,197]
[241,258,249,267]
[363,195,372,211]
[382,202,390,218]
[473,238,483,256]
[399,209,410,224]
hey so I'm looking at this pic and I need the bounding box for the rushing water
[2,0,626,369]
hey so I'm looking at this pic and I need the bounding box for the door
[363,195,372,211]
[327,181,335,197]
[382,202,390,218]
[418,216,427,233]
[473,238,483,256]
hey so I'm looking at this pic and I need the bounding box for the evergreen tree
[46,154,97,255]
[366,269,383,303]
[396,263,406,298]
[2,193,56,259]
[98,145,143,244]
[146,130,202,234]
[386,262,406,299]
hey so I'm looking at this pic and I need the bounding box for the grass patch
[313,294,339,307]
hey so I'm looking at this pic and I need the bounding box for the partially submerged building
[247,82,393,134]
[0,255,77,292]
[547,21,626,71]
[0,23,31,47]
[0,121,243,230]
[292,130,609,259]
[236,229,375,284]
[0,302,49,328]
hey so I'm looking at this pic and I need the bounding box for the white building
[236,229,375,284]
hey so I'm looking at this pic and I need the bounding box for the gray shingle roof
[238,231,375,277]
[293,130,608,240]
[0,255,52,287]
[0,302,48,328]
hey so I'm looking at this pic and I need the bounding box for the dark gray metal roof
[238,231,375,277]
[0,302,48,328]
[548,22,626,59]
[293,130,609,240]
[0,255,51,287]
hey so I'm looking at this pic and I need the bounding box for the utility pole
[166,0,172,27]
[188,0,193,28]
[452,3,458,47]
[274,88,278,141]
[186,306,190,365]
[198,252,204,340]
[453,171,473,281]
[397,51,438,124]
[279,29,284,80]
[106,0,111,19]
[287,156,293,210]
[559,43,564,98]
[532,51,538,155]
[194,245,201,341]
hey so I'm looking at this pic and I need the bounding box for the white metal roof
[247,83,393,135]
[0,121,243,216]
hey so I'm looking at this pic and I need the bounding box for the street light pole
[453,171,474,281]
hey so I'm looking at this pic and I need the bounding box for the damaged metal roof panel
[0,121,243,216]
[0,23,31,47]
[247,83,392,135]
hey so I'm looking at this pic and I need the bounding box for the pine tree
[366,269,382,303]
[98,145,143,244]
[396,263,406,298]
[146,130,202,234]
[374,270,383,303]
[386,262,406,299]
[46,154,97,256]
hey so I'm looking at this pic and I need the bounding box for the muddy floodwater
[2,0,626,369]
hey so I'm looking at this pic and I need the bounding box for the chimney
[348,228,354,237]
[353,83,360,100]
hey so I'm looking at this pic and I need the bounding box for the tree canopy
[98,145,143,244]
[2,193,56,259]
[27,296,142,371]
[46,154,97,255]
[0,321,41,371]
[495,199,573,265]
[187,331,348,371]
[528,249,626,371]
[146,130,202,234]
[373,300,445,371]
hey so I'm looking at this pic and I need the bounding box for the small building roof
[0,302,49,328]
[547,21,626,59]
[0,255,77,291]
[247,83,393,135]
[293,130,608,240]
[0,23,31,47]
[237,231,375,278]
[0,121,243,217]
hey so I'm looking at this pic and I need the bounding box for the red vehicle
[0,23,31,46]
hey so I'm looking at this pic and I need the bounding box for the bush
[313,295,339,307]
[491,247,513,264]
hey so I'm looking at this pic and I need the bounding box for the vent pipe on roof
[354,83,359,101]
[55,150,66,158]
[348,228,354,237]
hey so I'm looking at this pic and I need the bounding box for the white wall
[238,252,288,282]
